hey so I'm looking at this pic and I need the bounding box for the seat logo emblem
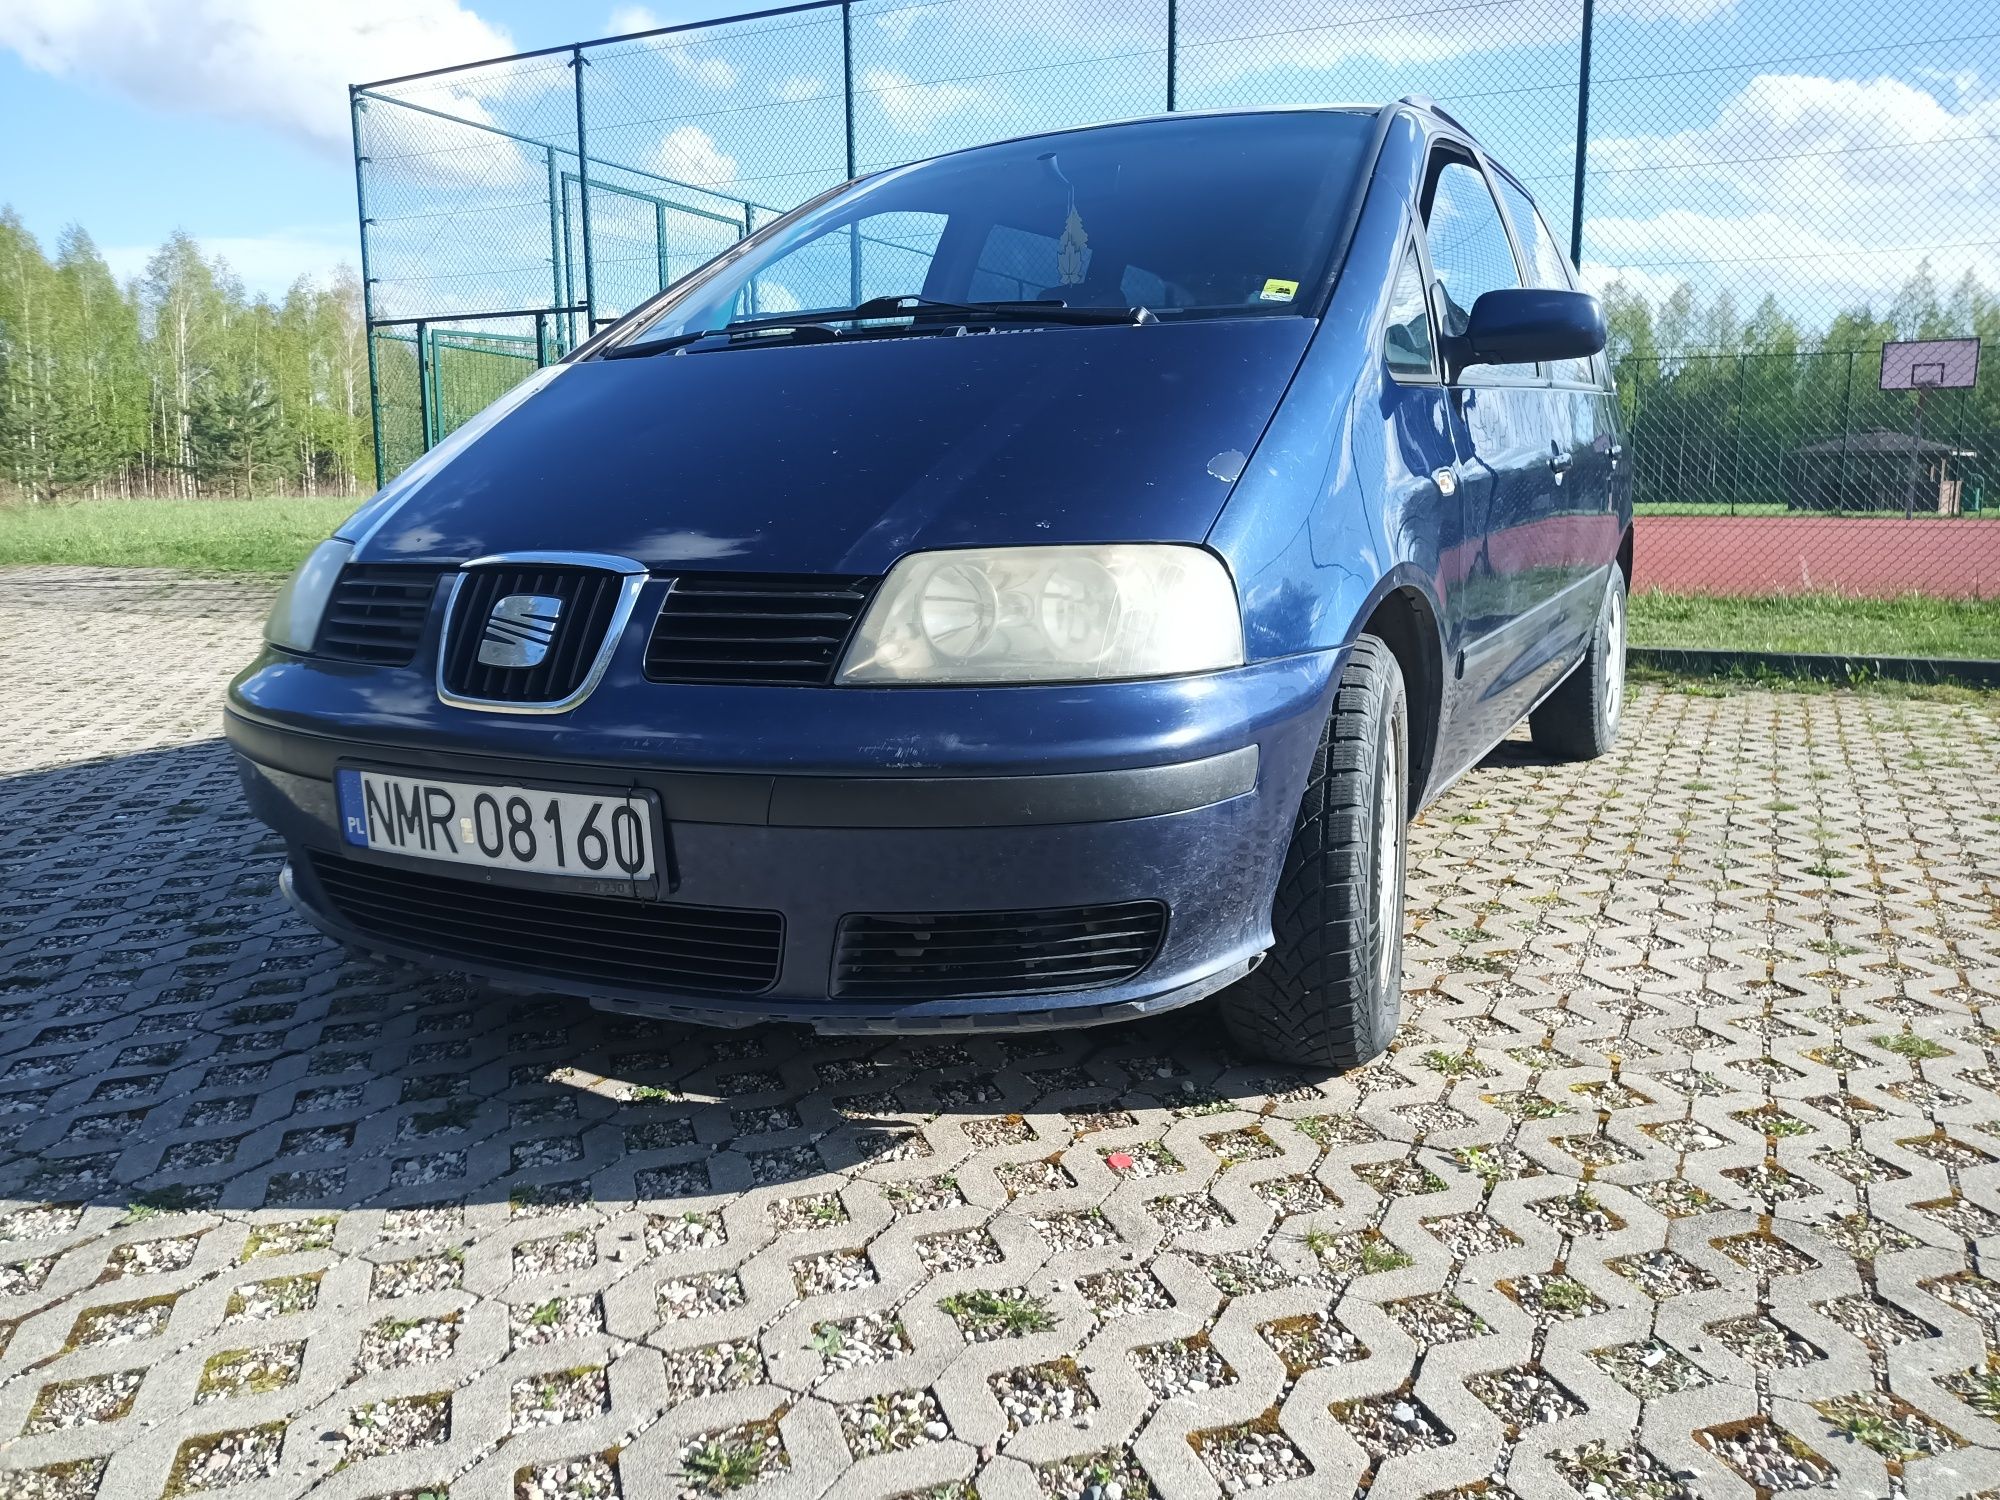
[477,593,563,667]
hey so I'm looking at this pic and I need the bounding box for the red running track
[1633,515,2000,599]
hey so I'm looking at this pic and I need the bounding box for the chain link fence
[353,0,2000,653]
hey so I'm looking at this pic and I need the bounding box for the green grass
[0,496,360,573]
[1635,500,1793,517]
[1631,589,2000,659]
[1635,502,2000,519]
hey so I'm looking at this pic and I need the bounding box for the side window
[1423,158,1533,380]
[1384,241,1435,380]
[1494,176,1594,384]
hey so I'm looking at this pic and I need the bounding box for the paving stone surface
[3,565,2000,1500]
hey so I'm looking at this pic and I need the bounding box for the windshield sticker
[1260,278,1300,303]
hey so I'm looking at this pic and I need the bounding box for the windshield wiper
[601,294,1155,359]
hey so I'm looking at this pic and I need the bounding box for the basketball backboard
[1881,337,1980,390]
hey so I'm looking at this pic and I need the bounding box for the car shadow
[0,739,1340,1229]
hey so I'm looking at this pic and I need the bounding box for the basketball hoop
[1879,337,1980,519]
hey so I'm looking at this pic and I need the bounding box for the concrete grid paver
[1,566,1999,1500]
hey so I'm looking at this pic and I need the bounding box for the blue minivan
[229,99,1628,1069]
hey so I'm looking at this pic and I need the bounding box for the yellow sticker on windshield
[1260,277,1300,303]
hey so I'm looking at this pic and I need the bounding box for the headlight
[838,544,1243,684]
[264,539,353,653]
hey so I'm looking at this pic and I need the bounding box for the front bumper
[226,650,1340,1032]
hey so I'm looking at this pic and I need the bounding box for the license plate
[334,768,657,880]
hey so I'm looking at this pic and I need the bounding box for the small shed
[1790,430,1977,514]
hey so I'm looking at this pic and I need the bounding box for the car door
[1494,171,1618,648]
[1420,149,1566,760]
[1377,231,1467,737]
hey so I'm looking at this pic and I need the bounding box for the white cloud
[0,0,514,153]
[669,50,736,90]
[777,74,826,103]
[1601,0,1737,19]
[102,230,357,302]
[872,5,939,44]
[608,4,660,32]
[650,124,738,188]
[1583,74,2000,313]
[857,67,985,135]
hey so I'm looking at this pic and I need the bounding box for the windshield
[608,110,1376,350]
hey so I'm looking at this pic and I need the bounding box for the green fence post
[1729,352,1746,516]
[350,87,386,487]
[415,320,432,451]
[843,2,860,302]
[841,2,857,180]
[1570,0,1594,266]
[1836,348,1855,512]
[655,199,670,292]
[1166,0,1178,111]
[545,146,563,332]
[572,45,596,331]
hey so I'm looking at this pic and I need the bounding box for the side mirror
[1459,287,1605,371]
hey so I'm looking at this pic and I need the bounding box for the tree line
[0,210,373,502]
[1597,264,1999,509]
[3,201,1993,509]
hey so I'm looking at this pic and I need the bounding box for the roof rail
[1396,93,1474,135]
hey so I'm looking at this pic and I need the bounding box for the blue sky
[0,2,743,292]
[1,0,1992,332]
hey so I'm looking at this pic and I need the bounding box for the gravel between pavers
[166,1422,286,1493]
[993,1358,1098,1430]
[1591,1339,1711,1397]
[1551,1441,1697,1500]
[195,1342,304,1402]
[661,1340,765,1398]
[358,1313,459,1370]
[794,1250,878,1296]
[660,1271,747,1319]
[1465,1365,1583,1429]
[813,1310,912,1369]
[1260,1312,1366,1376]
[1329,1392,1451,1462]
[1192,1414,1313,1495]
[510,1365,611,1430]
[338,1391,451,1461]
[511,1293,604,1347]
[839,1388,949,1455]
[24,1368,144,1432]
[1698,1418,1833,1493]
[519,1453,620,1499]
[1079,1268,1173,1319]
[1132,1335,1233,1399]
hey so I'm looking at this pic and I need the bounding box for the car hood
[348,316,1315,574]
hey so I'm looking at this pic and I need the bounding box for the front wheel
[1219,635,1408,1071]
[1529,568,1626,760]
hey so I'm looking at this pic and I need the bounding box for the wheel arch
[1352,576,1446,817]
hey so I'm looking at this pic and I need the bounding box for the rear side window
[1423,159,1533,380]
[1384,242,1435,380]
[1494,176,1594,384]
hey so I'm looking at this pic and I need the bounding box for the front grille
[308,851,783,996]
[316,565,442,665]
[645,573,876,686]
[832,902,1167,1000]
[440,565,626,705]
